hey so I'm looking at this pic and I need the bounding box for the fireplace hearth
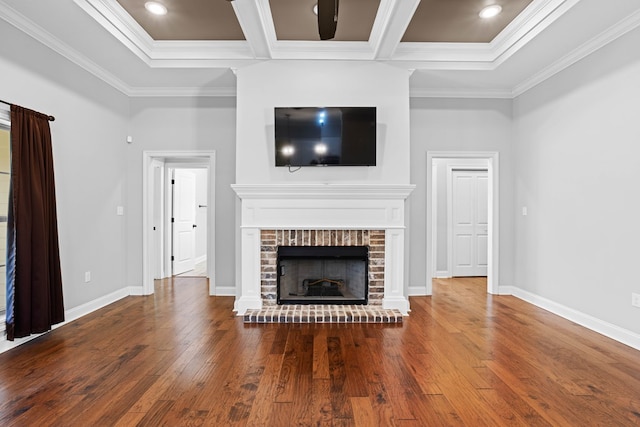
[277,246,368,305]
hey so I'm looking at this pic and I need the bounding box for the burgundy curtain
[5,105,64,340]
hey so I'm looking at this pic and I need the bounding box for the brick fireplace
[260,229,385,306]
[231,184,415,317]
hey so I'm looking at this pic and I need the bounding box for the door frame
[447,166,488,277]
[426,151,499,295]
[143,150,216,296]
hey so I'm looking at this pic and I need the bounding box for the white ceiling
[1,0,639,98]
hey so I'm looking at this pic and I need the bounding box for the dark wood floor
[0,277,639,426]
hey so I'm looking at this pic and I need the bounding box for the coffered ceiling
[1,0,639,97]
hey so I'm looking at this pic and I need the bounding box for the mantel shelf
[231,183,415,200]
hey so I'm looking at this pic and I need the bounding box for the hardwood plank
[350,396,377,426]
[327,335,354,420]
[310,378,333,427]
[312,328,330,380]
[0,277,638,426]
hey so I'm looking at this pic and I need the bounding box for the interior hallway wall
[513,25,640,335]
[127,97,236,290]
[409,97,515,292]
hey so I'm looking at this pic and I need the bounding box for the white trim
[63,288,129,323]
[434,271,450,278]
[426,152,499,295]
[0,106,10,126]
[409,87,515,99]
[509,286,640,352]
[231,184,415,200]
[407,285,426,296]
[214,286,236,296]
[143,151,217,296]
[128,286,145,296]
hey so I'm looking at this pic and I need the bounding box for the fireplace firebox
[277,246,369,305]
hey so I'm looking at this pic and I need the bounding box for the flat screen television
[275,107,376,167]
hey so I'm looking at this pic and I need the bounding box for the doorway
[170,167,208,278]
[143,151,216,296]
[426,152,499,295]
[449,169,488,277]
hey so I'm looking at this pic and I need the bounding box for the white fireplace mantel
[231,184,415,200]
[232,183,415,315]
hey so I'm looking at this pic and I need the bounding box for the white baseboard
[213,286,236,296]
[510,286,640,352]
[64,287,131,323]
[408,285,428,296]
[128,286,146,296]
[435,271,451,278]
[498,285,517,295]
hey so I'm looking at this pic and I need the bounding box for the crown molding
[409,87,514,100]
[0,1,131,95]
[490,0,579,67]
[127,86,237,98]
[513,7,640,97]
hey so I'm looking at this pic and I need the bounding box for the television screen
[275,107,376,167]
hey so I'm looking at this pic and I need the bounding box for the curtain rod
[0,99,55,122]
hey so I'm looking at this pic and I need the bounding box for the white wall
[513,26,640,335]
[409,98,515,290]
[235,60,411,185]
[127,97,236,288]
[0,20,129,310]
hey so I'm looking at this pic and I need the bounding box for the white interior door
[172,169,196,275]
[452,170,488,277]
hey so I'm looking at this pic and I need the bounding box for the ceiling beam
[231,0,272,59]
[372,0,420,59]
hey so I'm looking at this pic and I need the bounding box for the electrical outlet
[84,271,91,283]
[632,293,640,308]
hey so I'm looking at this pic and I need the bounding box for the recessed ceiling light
[479,4,502,19]
[145,1,167,16]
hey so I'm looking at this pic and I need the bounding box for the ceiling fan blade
[318,0,339,40]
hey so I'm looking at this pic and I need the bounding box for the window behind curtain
[0,126,9,315]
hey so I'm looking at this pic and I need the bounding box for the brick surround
[260,229,385,307]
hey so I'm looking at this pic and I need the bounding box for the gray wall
[409,98,515,289]
[127,97,237,289]
[513,26,640,334]
[0,20,129,309]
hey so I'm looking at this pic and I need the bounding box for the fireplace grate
[303,279,344,297]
